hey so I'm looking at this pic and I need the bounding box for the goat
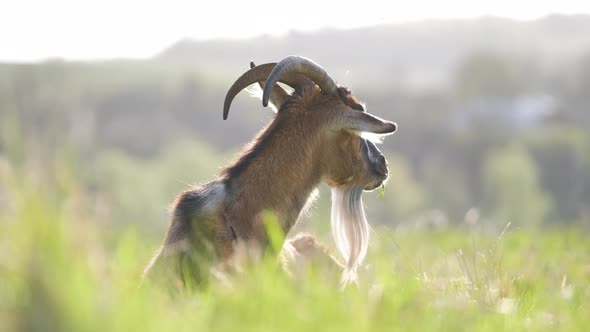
[143,56,397,287]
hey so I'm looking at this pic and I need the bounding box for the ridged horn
[251,61,289,111]
[262,56,338,107]
[223,62,311,120]
[223,63,280,120]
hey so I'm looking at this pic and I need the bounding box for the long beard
[330,185,369,285]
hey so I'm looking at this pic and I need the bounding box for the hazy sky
[1,0,589,61]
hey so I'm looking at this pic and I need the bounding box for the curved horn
[223,63,311,120]
[262,56,338,107]
[251,62,289,112]
[223,63,280,120]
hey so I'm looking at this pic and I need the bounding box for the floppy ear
[334,110,397,134]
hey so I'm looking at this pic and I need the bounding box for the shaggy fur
[331,185,369,284]
[144,63,395,288]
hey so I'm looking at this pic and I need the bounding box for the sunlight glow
[1,0,589,61]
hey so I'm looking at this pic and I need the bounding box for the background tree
[482,144,553,227]
[454,52,529,100]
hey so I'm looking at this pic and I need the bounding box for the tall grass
[0,157,588,332]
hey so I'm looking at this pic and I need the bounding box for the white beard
[330,185,369,285]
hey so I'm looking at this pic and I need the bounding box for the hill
[158,15,590,91]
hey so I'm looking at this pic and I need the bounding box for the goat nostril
[374,164,388,178]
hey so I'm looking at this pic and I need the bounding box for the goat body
[144,56,397,287]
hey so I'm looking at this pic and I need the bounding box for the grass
[1,168,589,332]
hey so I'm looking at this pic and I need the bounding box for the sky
[1,0,589,61]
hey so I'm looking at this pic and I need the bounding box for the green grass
[1,171,589,332]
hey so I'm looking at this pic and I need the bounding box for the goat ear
[335,111,397,134]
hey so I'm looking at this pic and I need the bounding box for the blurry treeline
[1,15,589,237]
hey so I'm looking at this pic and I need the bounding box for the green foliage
[2,155,589,332]
[1,39,590,329]
[89,140,227,234]
[372,154,425,221]
[454,52,529,99]
[0,112,25,165]
[524,128,590,223]
[483,144,553,227]
[1,50,590,225]
[377,184,385,199]
[262,211,286,255]
[1,173,589,331]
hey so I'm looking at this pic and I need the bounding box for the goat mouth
[364,170,389,191]
[364,179,384,191]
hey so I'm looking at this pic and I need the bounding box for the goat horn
[223,63,278,120]
[251,62,290,112]
[223,63,310,120]
[262,56,338,107]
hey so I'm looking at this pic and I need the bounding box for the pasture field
[2,14,590,332]
[1,172,589,332]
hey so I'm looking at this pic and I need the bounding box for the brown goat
[143,56,397,287]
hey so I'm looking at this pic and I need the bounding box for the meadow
[1,158,588,332]
[1,17,589,330]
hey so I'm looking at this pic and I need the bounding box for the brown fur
[218,86,378,240]
[279,233,343,280]
[144,78,392,288]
